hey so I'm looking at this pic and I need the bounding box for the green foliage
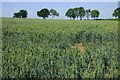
[13,12,21,18]
[85,9,91,20]
[50,9,59,19]
[13,9,28,18]
[78,7,85,20]
[65,7,86,20]
[91,10,100,19]
[20,10,28,18]
[66,7,100,20]
[65,8,76,20]
[113,7,120,18]
[37,8,50,19]
[74,7,79,20]
[2,18,119,79]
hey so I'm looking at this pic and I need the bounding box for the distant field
[2,18,119,79]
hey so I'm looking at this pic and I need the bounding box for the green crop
[2,18,119,79]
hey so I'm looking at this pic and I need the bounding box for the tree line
[13,7,120,20]
[65,7,100,20]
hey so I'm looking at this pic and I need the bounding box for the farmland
[2,18,119,79]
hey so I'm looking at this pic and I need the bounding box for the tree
[50,9,59,19]
[19,10,28,18]
[65,8,76,20]
[85,9,91,20]
[37,8,50,19]
[13,12,21,18]
[112,7,120,18]
[13,9,28,18]
[78,7,85,20]
[91,10,100,19]
[74,7,79,20]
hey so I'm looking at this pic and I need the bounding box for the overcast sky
[2,2,118,19]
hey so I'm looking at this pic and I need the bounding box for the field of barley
[2,18,119,79]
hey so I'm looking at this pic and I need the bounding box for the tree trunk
[77,17,78,20]
[52,16,53,19]
[52,16,54,19]
[73,17,75,20]
[43,17,46,19]
[118,14,120,18]
[80,16,82,20]
[87,16,89,20]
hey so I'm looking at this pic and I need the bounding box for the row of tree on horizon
[13,7,120,20]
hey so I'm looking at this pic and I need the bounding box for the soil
[71,42,84,55]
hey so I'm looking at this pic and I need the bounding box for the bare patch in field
[71,42,94,55]
[71,42,84,55]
